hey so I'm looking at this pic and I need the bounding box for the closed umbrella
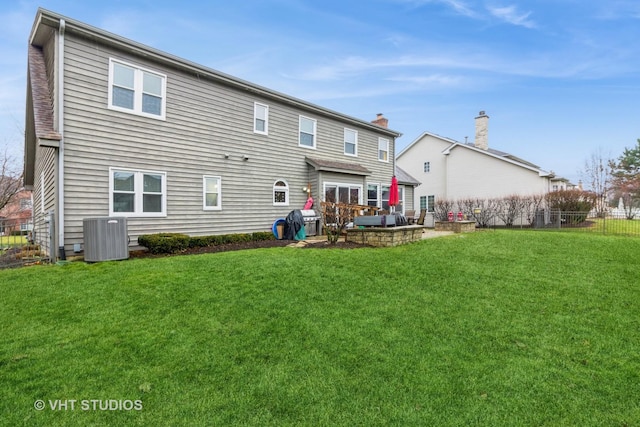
[389,175,399,212]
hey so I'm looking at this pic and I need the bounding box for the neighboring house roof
[305,157,371,176]
[395,166,420,186]
[398,131,552,177]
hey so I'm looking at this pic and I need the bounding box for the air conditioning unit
[83,217,129,262]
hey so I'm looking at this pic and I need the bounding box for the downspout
[57,19,66,260]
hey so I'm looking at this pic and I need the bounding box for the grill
[301,209,320,236]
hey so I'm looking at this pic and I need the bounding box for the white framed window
[324,183,362,205]
[254,102,269,134]
[108,58,166,120]
[299,116,317,148]
[273,180,289,206]
[203,176,222,211]
[378,138,389,162]
[424,161,430,173]
[344,128,358,156]
[367,184,379,207]
[109,168,166,217]
[421,195,435,212]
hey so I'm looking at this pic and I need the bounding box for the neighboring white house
[397,111,564,213]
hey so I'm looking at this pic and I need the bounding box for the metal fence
[0,213,54,269]
[429,208,640,237]
[530,210,640,236]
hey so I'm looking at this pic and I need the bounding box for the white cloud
[393,0,478,18]
[487,5,536,28]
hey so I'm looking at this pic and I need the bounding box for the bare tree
[522,194,545,226]
[495,194,526,227]
[580,148,613,217]
[0,147,23,212]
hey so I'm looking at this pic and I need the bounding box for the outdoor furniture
[416,209,426,225]
[405,210,416,224]
[354,215,396,227]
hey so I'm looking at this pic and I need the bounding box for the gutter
[57,18,66,260]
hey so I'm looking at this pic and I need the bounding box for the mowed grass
[0,234,27,247]
[1,231,639,426]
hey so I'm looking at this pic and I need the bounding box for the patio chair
[416,209,426,225]
[405,210,416,224]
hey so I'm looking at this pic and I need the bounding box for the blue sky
[2,0,639,185]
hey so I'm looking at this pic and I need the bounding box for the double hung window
[344,128,357,156]
[299,116,317,148]
[110,168,166,216]
[109,59,166,119]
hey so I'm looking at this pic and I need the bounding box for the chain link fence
[0,212,54,269]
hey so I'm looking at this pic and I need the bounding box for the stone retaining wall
[434,221,476,233]
[345,225,424,247]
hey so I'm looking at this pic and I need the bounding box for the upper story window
[378,138,389,162]
[108,59,166,120]
[344,128,358,156]
[254,103,269,135]
[424,161,430,173]
[273,180,289,206]
[299,116,317,149]
[203,176,222,210]
[110,168,166,217]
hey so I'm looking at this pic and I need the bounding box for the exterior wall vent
[83,217,129,262]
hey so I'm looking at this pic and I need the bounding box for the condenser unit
[83,217,129,262]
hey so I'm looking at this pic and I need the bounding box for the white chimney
[474,111,489,150]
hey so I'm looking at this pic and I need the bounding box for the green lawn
[0,234,27,247]
[1,231,639,426]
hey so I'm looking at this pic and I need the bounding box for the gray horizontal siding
[61,35,395,249]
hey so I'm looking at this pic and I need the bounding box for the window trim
[108,58,167,120]
[254,102,269,135]
[323,182,363,205]
[344,128,358,157]
[109,167,167,217]
[203,175,222,211]
[367,183,380,207]
[273,179,290,206]
[299,115,317,149]
[378,138,389,162]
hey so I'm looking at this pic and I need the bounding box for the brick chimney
[371,113,388,128]
[474,110,489,150]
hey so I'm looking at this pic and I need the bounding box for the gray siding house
[24,9,403,260]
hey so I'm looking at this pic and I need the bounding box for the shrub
[545,189,597,224]
[138,231,275,254]
[138,233,190,254]
[252,231,274,241]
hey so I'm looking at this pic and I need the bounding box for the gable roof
[398,131,552,177]
[24,44,62,187]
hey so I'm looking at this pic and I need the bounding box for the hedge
[137,231,275,254]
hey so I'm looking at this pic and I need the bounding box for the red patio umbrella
[389,175,399,212]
